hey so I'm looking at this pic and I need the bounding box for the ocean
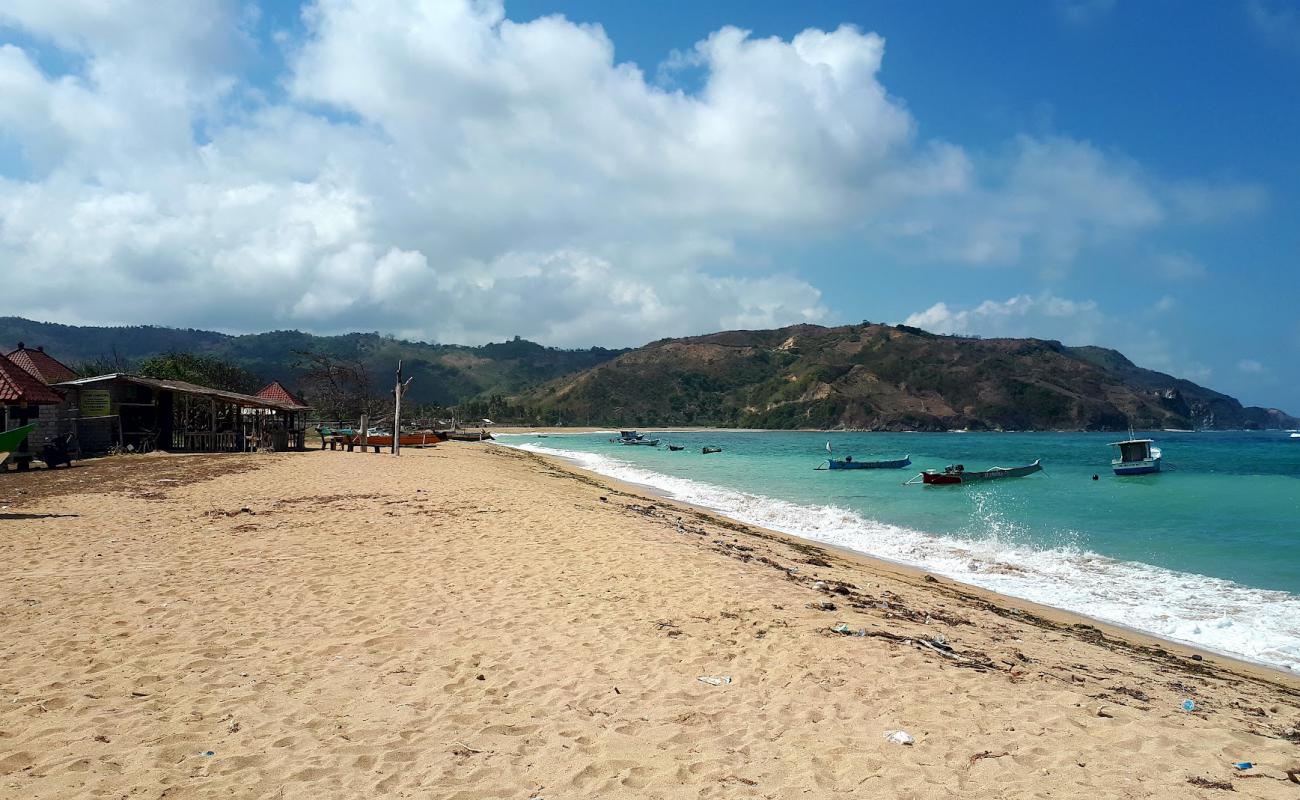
[497,430,1300,672]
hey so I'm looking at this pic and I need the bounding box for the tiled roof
[5,345,77,385]
[255,380,310,409]
[0,354,64,405]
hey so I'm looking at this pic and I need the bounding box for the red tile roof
[0,354,63,405]
[5,345,77,385]
[255,380,310,408]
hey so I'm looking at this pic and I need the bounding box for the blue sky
[0,1,1297,410]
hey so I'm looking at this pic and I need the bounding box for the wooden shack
[53,374,310,454]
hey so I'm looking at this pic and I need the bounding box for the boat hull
[0,424,36,455]
[1113,458,1161,475]
[440,431,494,441]
[921,461,1042,485]
[621,439,659,446]
[825,456,911,470]
[349,432,444,447]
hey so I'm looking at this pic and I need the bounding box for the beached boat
[1110,438,1162,475]
[349,430,444,448]
[917,460,1042,485]
[0,423,36,464]
[817,454,911,470]
[441,430,493,442]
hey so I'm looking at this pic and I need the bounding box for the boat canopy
[1109,439,1154,462]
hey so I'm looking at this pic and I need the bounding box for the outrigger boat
[667,444,684,451]
[440,429,494,442]
[610,430,659,446]
[1110,437,1161,475]
[816,441,910,470]
[350,430,445,447]
[0,424,36,465]
[911,459,1043,485]
[702,446,722,454]
[817,454,911,470]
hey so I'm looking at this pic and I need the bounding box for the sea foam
[510,441,1300,672]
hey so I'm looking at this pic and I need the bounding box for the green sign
[80,389,111,417]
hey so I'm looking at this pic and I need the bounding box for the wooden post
[392,360,413,456]
[359,414,368,450]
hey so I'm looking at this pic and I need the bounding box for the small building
[1,352,64,468]
[5,343,83,453]
[54,373,311,454]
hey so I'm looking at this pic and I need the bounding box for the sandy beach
[2,444,1299,799]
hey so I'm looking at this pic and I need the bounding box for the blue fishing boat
[817,454,911,470]
[1110,438,1161,475]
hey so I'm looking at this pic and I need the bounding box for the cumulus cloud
[0,0,1268,347]
[903,292,1216,384]
[1238,358,1266,374]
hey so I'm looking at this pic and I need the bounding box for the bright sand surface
[2,445,1299,799]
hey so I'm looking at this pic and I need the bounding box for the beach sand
[2,445,1298,798]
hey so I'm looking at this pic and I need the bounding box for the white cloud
[1238,358,1266,374]
[0,0,1269,347]
[1154,294,1177,312]
[903,292,1216,384]
[904,293,1104,340]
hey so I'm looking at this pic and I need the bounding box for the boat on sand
[0,424,36,464]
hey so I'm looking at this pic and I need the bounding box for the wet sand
[1,445,1298,798]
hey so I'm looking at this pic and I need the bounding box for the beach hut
[4,343,88,454]
[53,374,310,454]
[0,352,64,469]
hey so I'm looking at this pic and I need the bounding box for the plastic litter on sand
[884,730,915,746]
[698,675,732,686]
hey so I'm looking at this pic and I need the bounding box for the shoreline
[496,438,1300,682]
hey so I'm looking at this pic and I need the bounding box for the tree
[137,351,260,393]
[293,350,384,421]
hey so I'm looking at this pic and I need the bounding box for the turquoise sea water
[499,430,1300,671]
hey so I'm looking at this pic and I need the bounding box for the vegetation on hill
[0,318,625,411]
[518,323,1297,431]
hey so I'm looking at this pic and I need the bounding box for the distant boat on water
[1110,437,1162,475]
[702,446,722,454]
[916,460,1043,485]
[611,430,659,446]
[817,454,911,470]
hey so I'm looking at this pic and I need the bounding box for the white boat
[1110,438,1162,475]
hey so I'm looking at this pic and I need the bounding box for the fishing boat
[350,430,445,447]
[610,430,645,443]
[441,430,494,442]
[815,441,909,470]
[702,446,722,454]
[817,454,911,470]
[915,460,1042,485]
[622,437,660,446]
[0,423,36,464]
[1110,438,1162,475]
[667,444,684,451]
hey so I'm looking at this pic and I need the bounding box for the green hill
[519,323,1297,431]
[0,317,624,409]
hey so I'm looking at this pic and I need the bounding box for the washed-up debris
[808,601,836,611]
[1186,775,1234,790]
[969,750,1010,764]
[698,675,732,686]
[1182,699,1196,712]
[884,730,915,746]
[831,623,866,637]
[1231,762,1253,771]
